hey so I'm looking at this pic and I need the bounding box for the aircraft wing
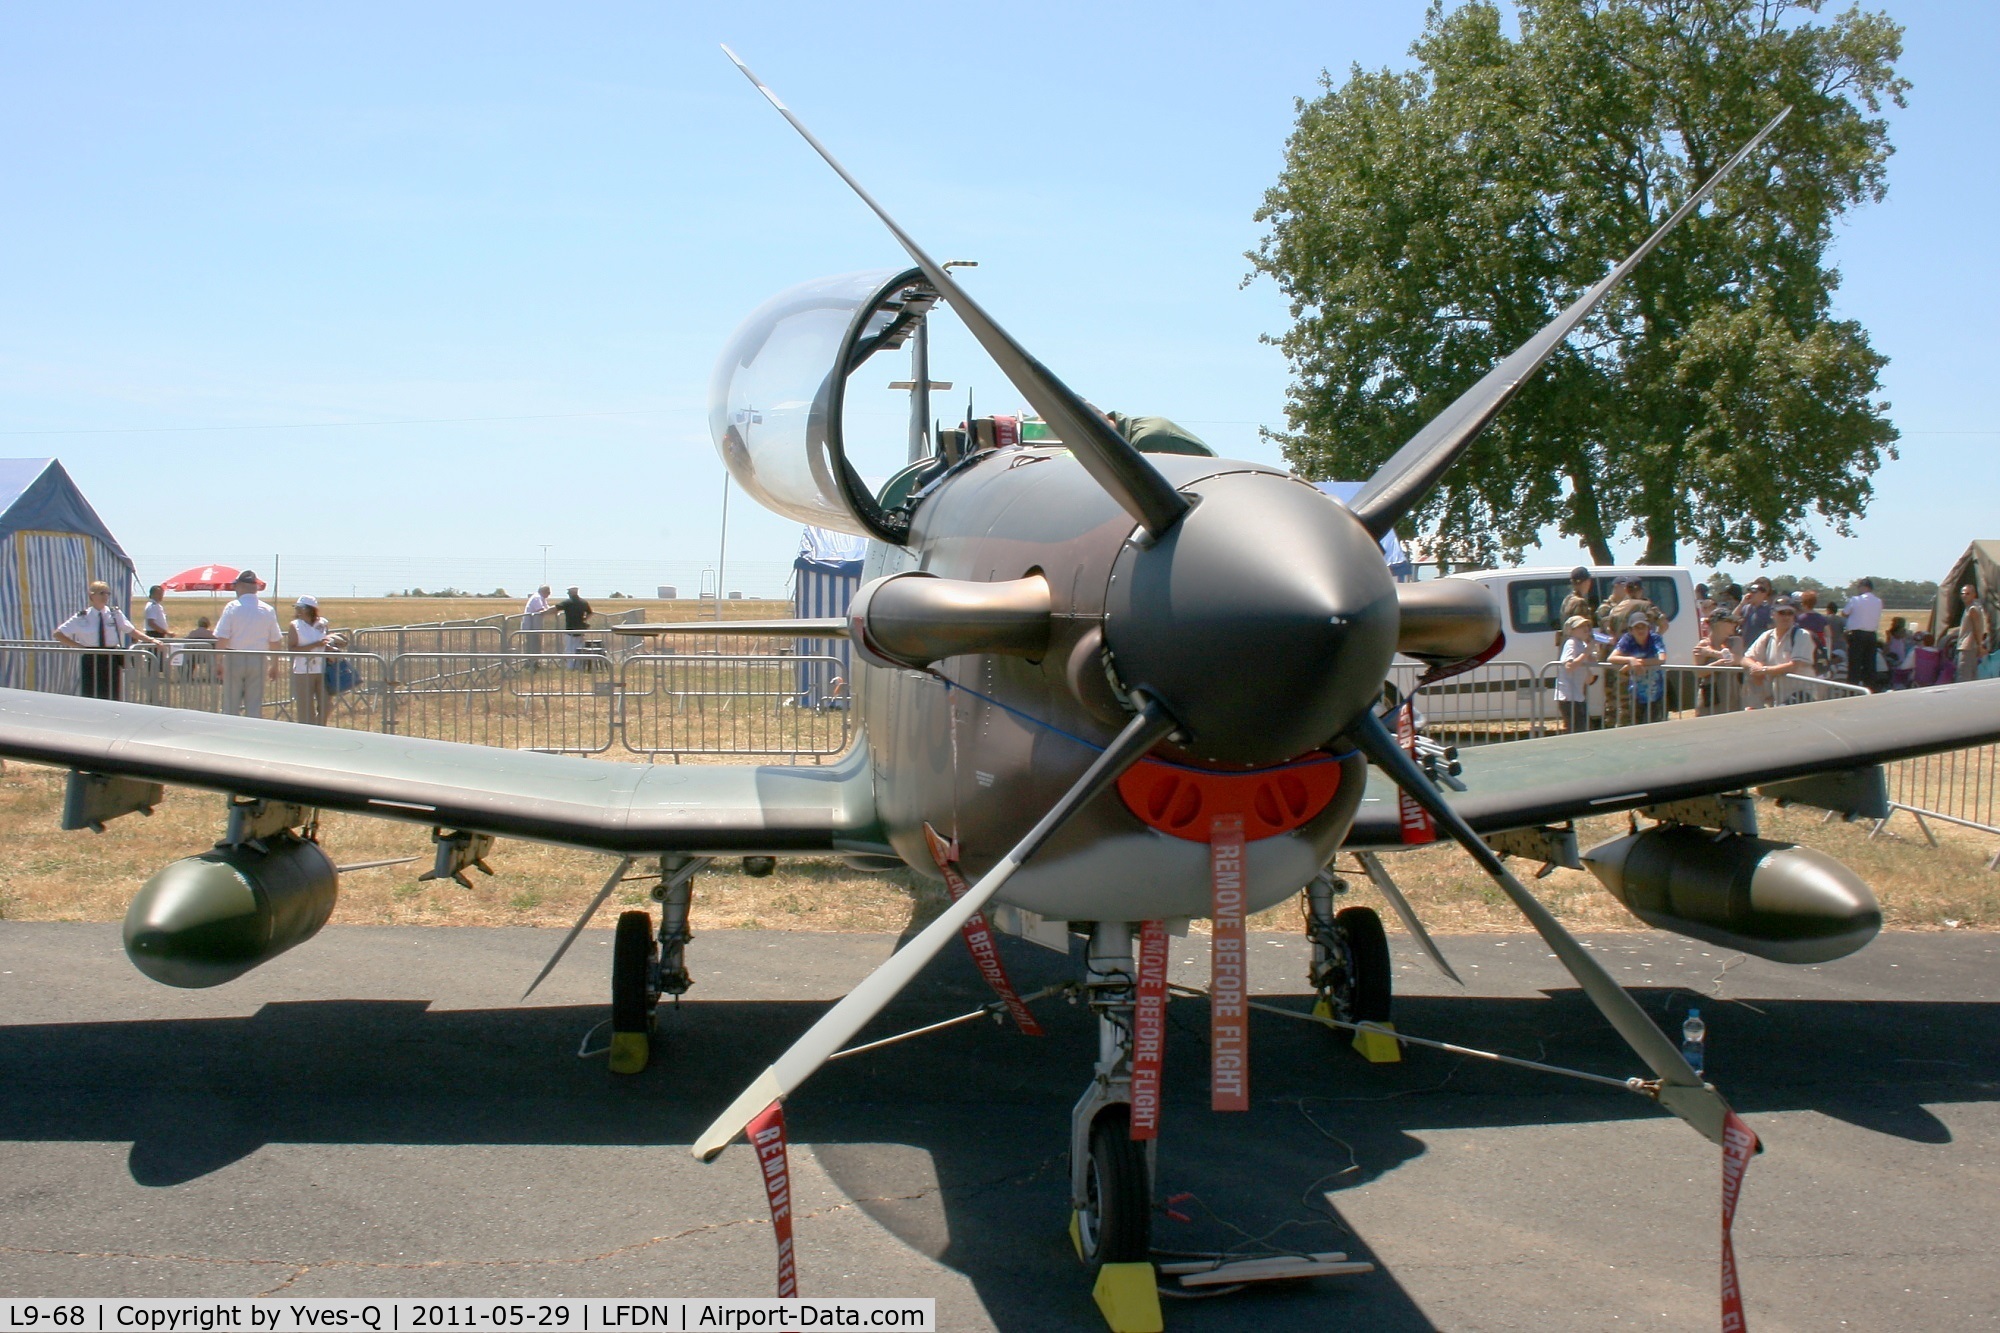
[0,688,882,856]
[1349,679,2000,846]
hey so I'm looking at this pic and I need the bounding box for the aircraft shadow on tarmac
[2,939,1994,1331]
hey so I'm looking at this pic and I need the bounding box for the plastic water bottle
[1681,1008,1707,1077]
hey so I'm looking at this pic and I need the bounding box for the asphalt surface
[1,918,1996,1331]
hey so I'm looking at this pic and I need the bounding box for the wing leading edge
[1349,679,2000,845]
[0,688,882,856]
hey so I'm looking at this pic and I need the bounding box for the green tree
[1250,0,1905,567]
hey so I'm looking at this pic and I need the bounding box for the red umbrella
[158,565,264,592]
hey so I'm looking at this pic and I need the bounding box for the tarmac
[1,918,1996,1331]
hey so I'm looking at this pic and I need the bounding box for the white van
[1397,565,1699,727]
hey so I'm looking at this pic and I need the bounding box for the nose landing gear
[1065,921,1164,1332]
[1305,869,1396,1061]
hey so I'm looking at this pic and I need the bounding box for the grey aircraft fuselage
[854,445,1379,924]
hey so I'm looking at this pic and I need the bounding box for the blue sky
[0,2,1989,598]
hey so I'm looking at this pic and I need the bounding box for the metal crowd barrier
[1387,661,1545,745]
[1383,660,1871,748]
[345,624,505,660]
[622,653,851,759]
[1878,743,2000,866]
[385,652,616,754]
[0,643,389,729]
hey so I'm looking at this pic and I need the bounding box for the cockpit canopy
[708,267,935,540]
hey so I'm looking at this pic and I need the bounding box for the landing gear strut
[1070,921,1154,1268]
[608,853,709,1074]
[1306,869,1393,1031]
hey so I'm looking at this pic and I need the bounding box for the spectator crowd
[1550,566,1992,734]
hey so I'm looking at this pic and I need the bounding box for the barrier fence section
[345,623,504,661]
[138,646,390,730]
[0,643,390,730]
[1881,743,2000,862]
[386,652,616,754]
[622,653,851,759]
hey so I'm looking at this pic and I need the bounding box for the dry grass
[1,755,1992,937]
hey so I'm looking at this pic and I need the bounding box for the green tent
[1931,540,2000,642]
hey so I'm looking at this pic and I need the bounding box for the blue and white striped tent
[0,459,135,689]
[794,526,866,708]
[0,458,133,631]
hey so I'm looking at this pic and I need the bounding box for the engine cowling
[123,834,339,988]
[1582,825,1879,964]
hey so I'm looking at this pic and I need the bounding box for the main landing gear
[608,853,709,1074]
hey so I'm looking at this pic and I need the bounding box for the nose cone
[1747,844,1882,960]
[123,855,266,988]
[1103,471,1398,766]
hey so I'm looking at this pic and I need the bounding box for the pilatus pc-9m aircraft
[6,50,1999,1309]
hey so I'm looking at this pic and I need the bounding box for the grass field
[1,757,1992,940]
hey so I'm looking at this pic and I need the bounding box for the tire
[1076,1105,1151,1266]
[611,909,658,1033]
[1335,906,1392,1024]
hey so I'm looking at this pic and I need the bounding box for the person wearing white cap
[213,570,284,716]
[284,595,344,726]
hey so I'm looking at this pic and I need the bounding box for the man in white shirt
[522,585,551,659]
[1843,578,1885,691]
[55,580,161,700]
[142,584,171,639]
[211,569,284,717]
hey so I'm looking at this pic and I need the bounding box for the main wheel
[1335,905,1392,1023]
[610,910,659,1074]
[1075,1105,1150,1267]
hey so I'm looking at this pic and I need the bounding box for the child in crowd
[1555,615,1597,734]
[1884,617,1913,689]
[1607,610,1667,725]
[1913,632,1942,688]
[1693,610,1740,713]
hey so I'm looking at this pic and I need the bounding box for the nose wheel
[1076,1104,1151,1266]
[1307,872,1394,1056]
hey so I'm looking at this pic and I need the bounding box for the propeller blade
[1348,710,1732,1145]
[720,46,1191,541]
[1349,852,1462,985]
[520,856,635,1001]
[692,694,1179,1161]
[1346,107,1791,542]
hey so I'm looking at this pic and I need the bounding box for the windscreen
[708,269,907,535]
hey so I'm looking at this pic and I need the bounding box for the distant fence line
[0,641,850,763]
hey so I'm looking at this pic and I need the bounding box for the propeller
[690,694,1178,1161]
[1344,106,1791,542]
[1349,709,1732,1144]
[709,52,1784,1153]
[720,45,1190,542]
